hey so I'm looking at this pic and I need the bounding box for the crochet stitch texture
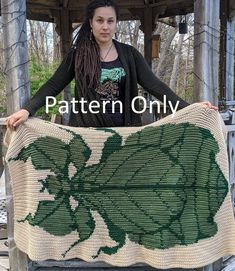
[5,104,235,269]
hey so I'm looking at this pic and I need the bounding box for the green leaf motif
[11,123,228,257]
[62,203,96,257]
[39,175,62,194]
[20,199,74,236]
[69,136,91,172]
[10,137,68,174]
[96,128,122,163]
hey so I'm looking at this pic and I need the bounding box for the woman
[6,0,217,129]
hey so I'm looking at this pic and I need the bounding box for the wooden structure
[0,0,235,270]
[220,0,235,101]
[24,0,194,64]
[193,0,235,104]
[1,0,30,115]
[193,0,220,104]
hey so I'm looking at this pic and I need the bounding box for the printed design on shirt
[100,68,126,84]
[96,67,126,100]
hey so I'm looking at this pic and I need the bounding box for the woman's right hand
[6,109,30,129]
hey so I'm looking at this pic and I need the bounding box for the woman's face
[90,6,117,45]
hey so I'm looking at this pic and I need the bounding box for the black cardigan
[23,39,189,127]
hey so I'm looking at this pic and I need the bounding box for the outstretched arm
[22,48,75,115]
[132,47,188,109]
[132,47,218,111]
[6,48,76,129]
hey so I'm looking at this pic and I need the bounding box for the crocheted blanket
[5,103,235,269]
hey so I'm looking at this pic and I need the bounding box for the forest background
[0,15,196,118]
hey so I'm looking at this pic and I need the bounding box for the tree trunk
[128,21,141,48]
[2,0,30,269]
[29,21,41,60]
[169,34,184,91]
[156,28,177,76]
[53,24,60,62]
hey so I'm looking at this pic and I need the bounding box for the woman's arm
[132,47,189,109]
[6,48,76,129]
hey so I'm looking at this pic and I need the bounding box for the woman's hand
[200,101,218,111]
[6,109,30,129]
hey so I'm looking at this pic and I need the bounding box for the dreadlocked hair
[73,0,119,95]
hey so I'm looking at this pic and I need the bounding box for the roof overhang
[26,0,194,23]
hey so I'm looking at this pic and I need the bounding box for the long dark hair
[73,0,119,94]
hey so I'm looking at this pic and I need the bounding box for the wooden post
[142,6,165,67]
[54,7,73,125]
[194,2,223,269]
[230,0,235,18]
[130,6,164,66]
[134,6,163,125]
[193,0,220,105]
[219,0,234,104]
[143,7,157,124]
[225,18,234,101]
[61,8,72,125]
[219,0,228,101]
[2,0,30,113]
[144,7,154,66]
[2,0,30,270]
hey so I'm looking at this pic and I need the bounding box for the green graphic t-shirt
[96,58,126,126]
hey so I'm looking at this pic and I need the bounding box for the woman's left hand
[200,101,218,111]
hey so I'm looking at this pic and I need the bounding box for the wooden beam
[27,9,194,24]
[26,0,193,10]
[67,0,146,9]
[193,0,220,104]
[219,0,229,100]
[130,7,163,66]
[58,8,73,125]
[160,7,193,18]
[63,0,69,8]
[70,9,87,23]
[27,2,62,10]
[146,6,166,65]
[59,9,72,61]
[230,0,235,18]
[69,7,193,23]
[219,0,234,102]
[144,7,154,66]
[26,1,194,22]
[26,12,54,22]
[149,0,193,7]
[128,8,144,30]
[226,18,234,101]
